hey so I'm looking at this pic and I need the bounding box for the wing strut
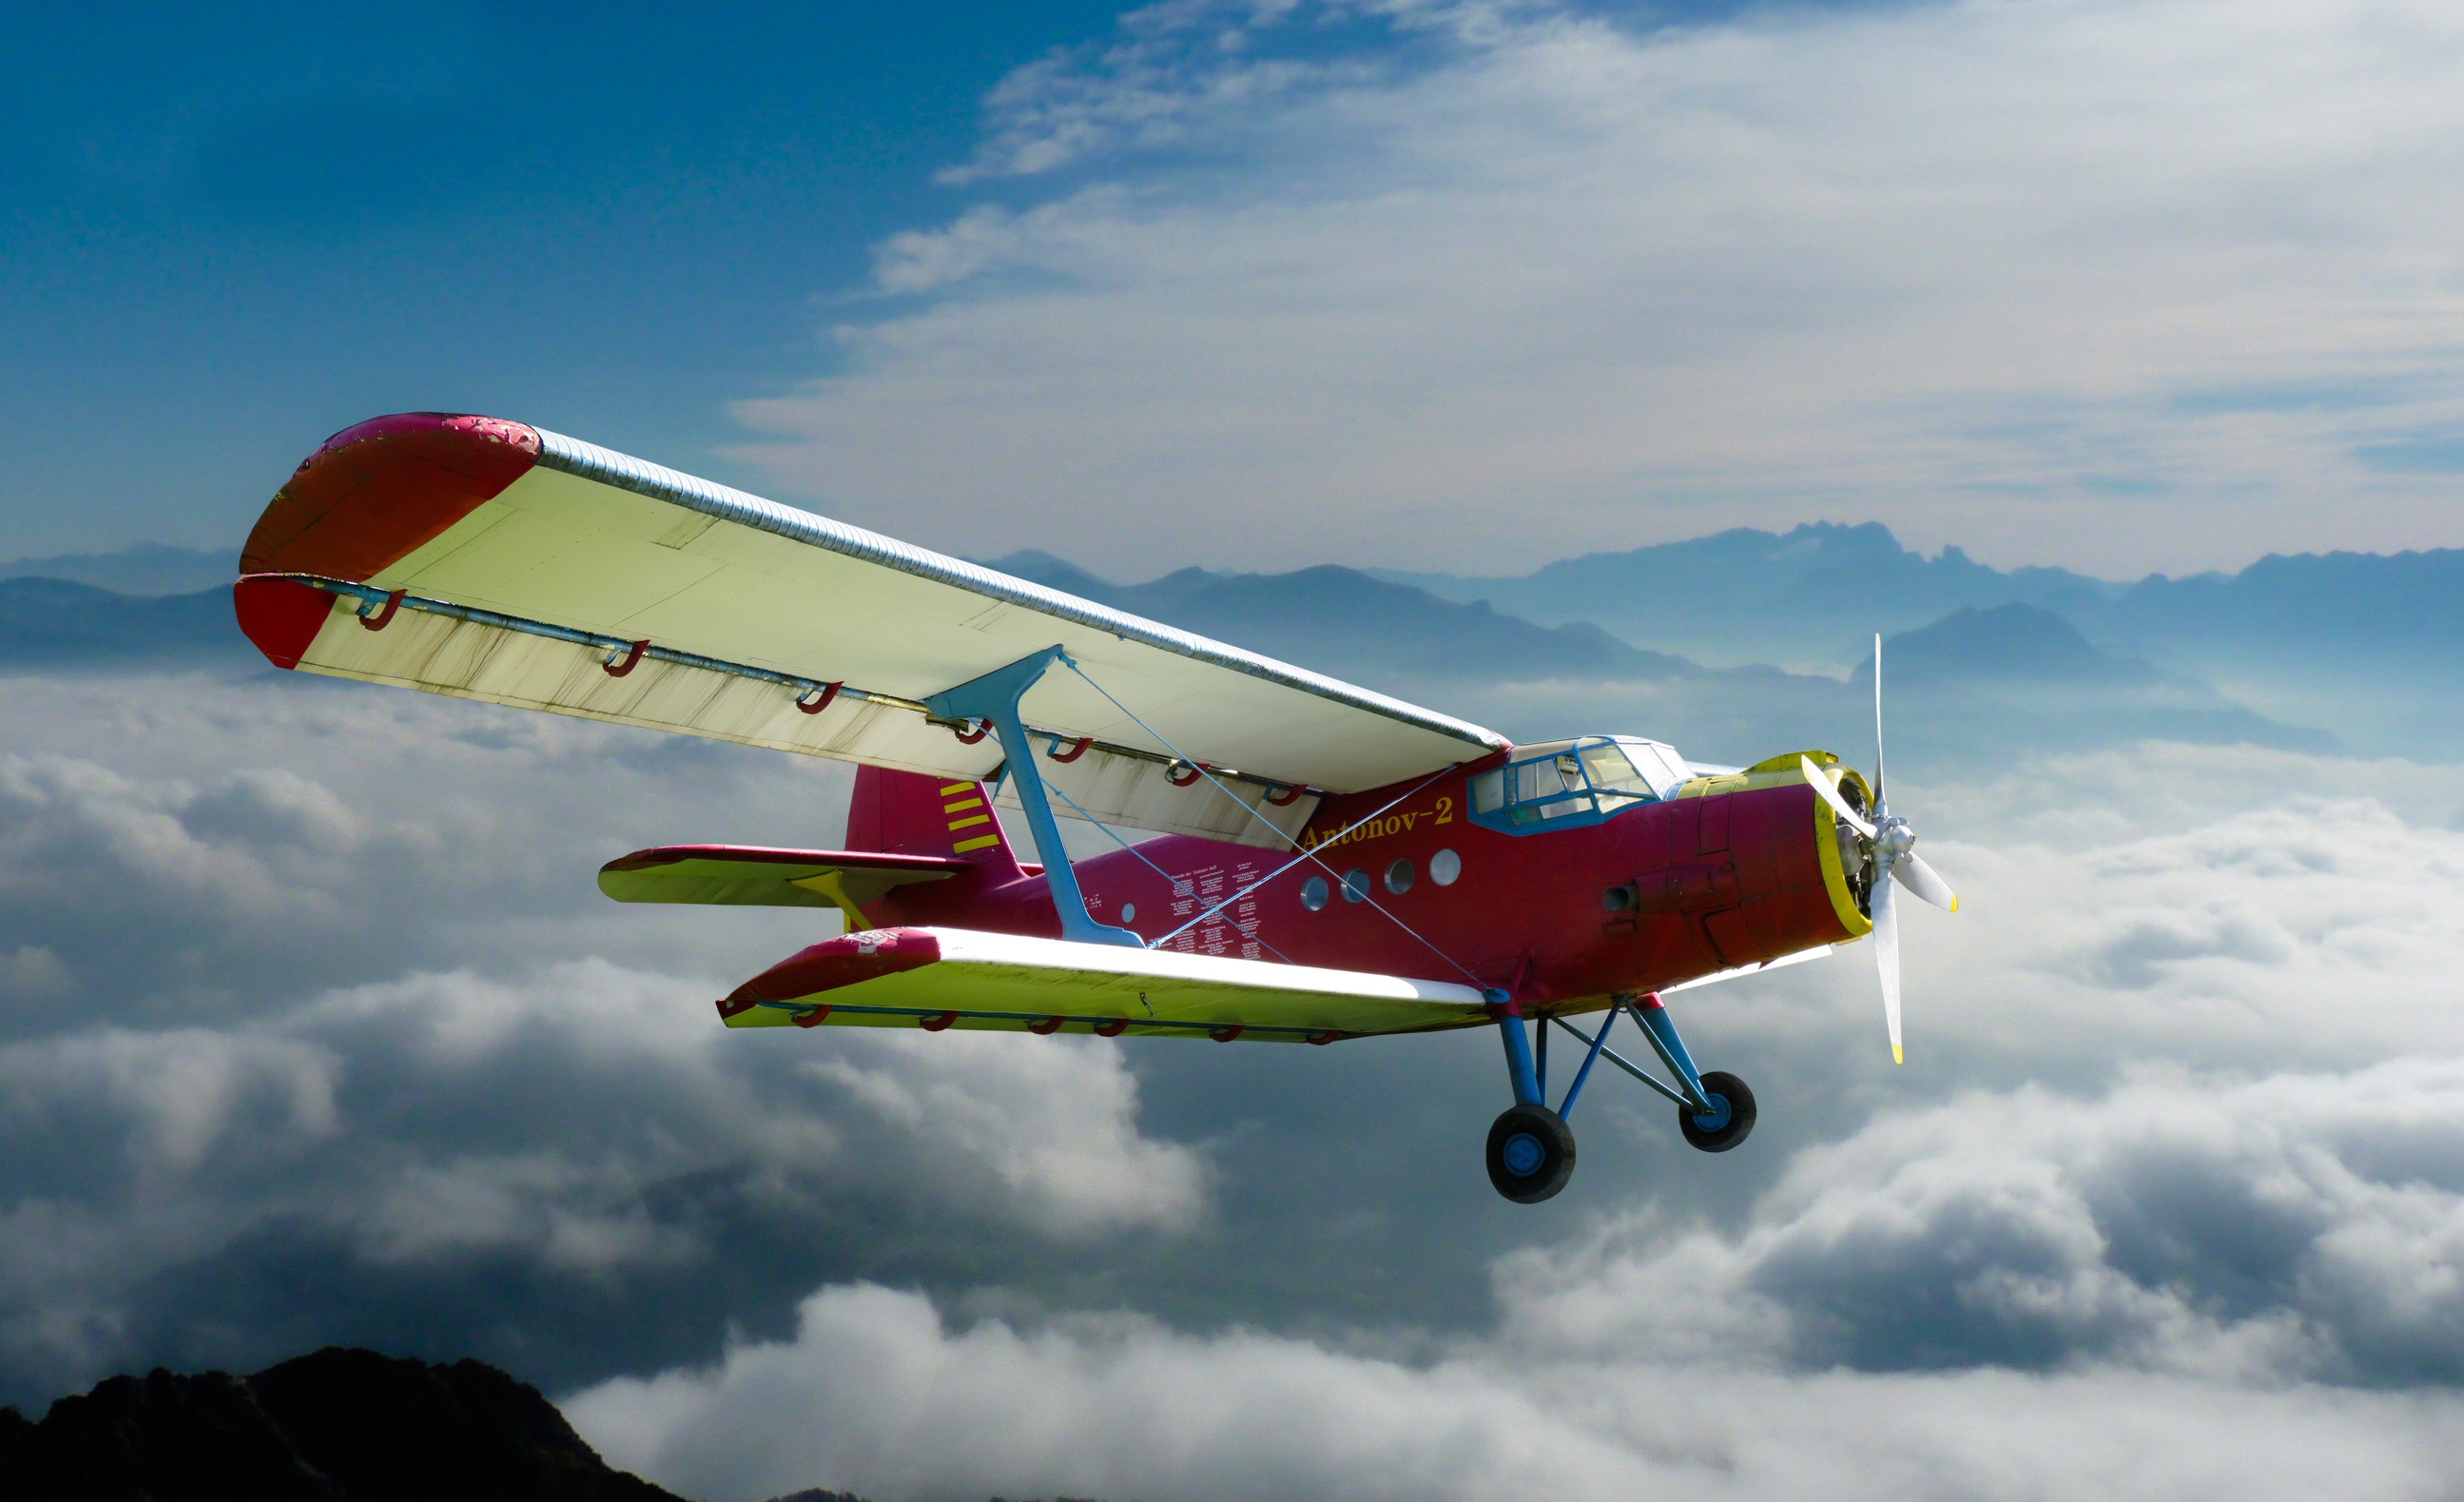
[1058,652,1486,987]
[926,646,1140,948]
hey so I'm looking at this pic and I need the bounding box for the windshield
[1611,738,1691,797]
[1470,736,1690,830]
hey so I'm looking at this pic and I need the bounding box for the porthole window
[1430,849,1463,887]
[1119,902,1137,924]
[1342,868,1370,903]
[1385,858,1414,895]
[1300,876,1330,911]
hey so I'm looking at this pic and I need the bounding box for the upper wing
[598,847,969,907]
[233,414,1507,848]
[715,926,1493,1042]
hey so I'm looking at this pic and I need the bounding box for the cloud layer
[733,0,2464,578]
[7,656,2464,1501]
[0,673,1207,1402]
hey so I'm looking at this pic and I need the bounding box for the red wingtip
[240,413,540,581]
[231,576,340,670]
[724,928,943,1009]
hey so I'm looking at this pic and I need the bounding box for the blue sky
[10,1,2463,576]
[2,2,1135,554]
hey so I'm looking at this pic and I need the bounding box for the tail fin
[847,765,1026,872]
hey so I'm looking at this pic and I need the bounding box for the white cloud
[0,951,1211,1395]
[1501,1059,2464,1382]
[10,658,2464,1502]
[0,946,69,1001]
[0,673,1217,1397]
[806,1031,1210,1238]
[567,1278,2464,1502]
[733,0,2464,578]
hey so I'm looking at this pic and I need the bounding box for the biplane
[232,413,1956,1202]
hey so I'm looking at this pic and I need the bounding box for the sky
[6,0,2463,579]
[9,5,2464,1501]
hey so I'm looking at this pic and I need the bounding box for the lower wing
[717,927,1492,1044]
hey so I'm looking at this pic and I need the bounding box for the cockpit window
[1581,743,1655,802]
[1612,738,1692,798]
[1470,736,1684,832]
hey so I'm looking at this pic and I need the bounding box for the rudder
[847,765,1024,871]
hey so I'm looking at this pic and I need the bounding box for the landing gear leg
[1627,993,1756,1154]
[1486,997,1575,1202]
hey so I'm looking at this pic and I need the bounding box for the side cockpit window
[1472,738,1676,833]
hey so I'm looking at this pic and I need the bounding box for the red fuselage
[865,759,1867,1012]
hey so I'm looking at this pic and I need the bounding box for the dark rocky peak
[0,1347,684,1500]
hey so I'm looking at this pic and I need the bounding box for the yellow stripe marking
[942,798,984,813]
[953,834,1002,853]
[940,782,976,796]
[946,814,992,830]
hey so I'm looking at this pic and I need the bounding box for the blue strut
[925,646,1140,948]
[1490,989,1544,1107]
[1556,1004,1617,1121]
[1625,993,1714,1113]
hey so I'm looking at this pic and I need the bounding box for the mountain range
[977,552,2341,765]
[0,542,232,596]
[1369,520,2464,690]
[0,576,252,667]
[8,519,2448,764]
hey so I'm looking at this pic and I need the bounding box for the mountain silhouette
[0,543,231,596]
[1372,521,2121,666]
[0,1347,683,1499]
[0,578,251,667]
[982,553,1694,686]
[1858,604,2154,685]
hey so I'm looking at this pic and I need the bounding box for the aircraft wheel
[1485,1103,1576,1203]
[1678,1071,1757,1153]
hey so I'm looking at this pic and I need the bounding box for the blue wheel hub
[1692,1093,1731,1132]
[1501,1131,1545,1177]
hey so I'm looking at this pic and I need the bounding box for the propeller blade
[1872,862,1902,1063]
[1800,756,1876,838]
[1892,851,1958,912]
[1872,633,1888,813]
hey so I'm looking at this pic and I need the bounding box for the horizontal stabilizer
[598,847,967,907]
[718,927,1492,1043]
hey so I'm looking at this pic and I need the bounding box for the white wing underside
[254,428,1508,847]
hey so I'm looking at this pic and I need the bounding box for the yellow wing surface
[233,414,1506,847]
[718,927,1492,1043]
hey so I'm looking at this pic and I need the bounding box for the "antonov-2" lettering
[1299,795,1454,851]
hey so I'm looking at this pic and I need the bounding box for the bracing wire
[1144,766,1455,953]
[1058,653,1489,989]
[1034,763,1299,966]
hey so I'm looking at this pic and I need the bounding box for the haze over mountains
[980,546,2360,766]
[1373,520,2464,678]
[5,523,2450,762]
[1368,522,2464,755]
[0,542,231,596]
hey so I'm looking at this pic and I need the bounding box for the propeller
[1798,634,1958,1063]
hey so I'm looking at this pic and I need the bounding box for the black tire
[1678,1070,1757,1153]
[1485,1103,1577,1202]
